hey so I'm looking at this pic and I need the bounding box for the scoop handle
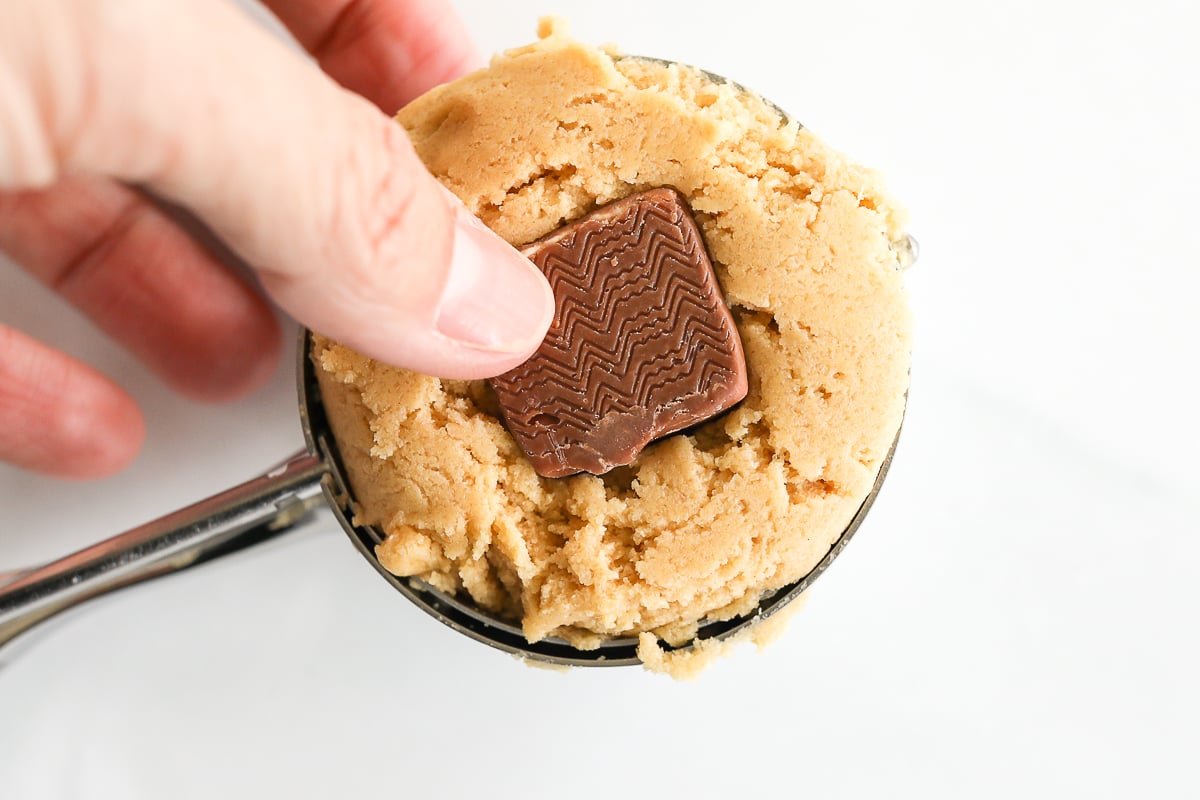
[0,450,328,650]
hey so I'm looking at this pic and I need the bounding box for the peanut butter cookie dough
[313,19,912,656]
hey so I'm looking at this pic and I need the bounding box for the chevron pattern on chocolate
[489,187,748,478]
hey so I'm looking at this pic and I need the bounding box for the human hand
[0,0,554,478]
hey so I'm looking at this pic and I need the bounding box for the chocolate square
[489,187,747,478]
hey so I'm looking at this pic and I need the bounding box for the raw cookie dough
[313,19,912,652]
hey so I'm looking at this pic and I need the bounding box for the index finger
[261,0,482,112]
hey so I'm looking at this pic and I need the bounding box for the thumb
[2,0,553,379]
[258,167,557,380]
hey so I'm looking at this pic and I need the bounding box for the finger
[0,177,281,402]
[0,324,144,478]
[2,0,552,380]
[261,0,482,112]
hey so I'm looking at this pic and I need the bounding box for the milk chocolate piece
[489,187,748,478]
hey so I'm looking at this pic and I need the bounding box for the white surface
[2,1,1198,797]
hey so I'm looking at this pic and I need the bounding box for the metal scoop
[0,330,902,664]
[0,60,913,664]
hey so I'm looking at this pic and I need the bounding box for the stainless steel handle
[0,450,328,649]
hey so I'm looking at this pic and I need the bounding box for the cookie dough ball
[313,19,912,650]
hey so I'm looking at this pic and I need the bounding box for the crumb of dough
[750,593,809,652]
[636,592,810,679]
[313,18,911,670]
[637,632,735,680]
[514,655,573,674]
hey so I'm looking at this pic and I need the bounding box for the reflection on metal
[0,449,327,649]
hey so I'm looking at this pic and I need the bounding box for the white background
[2,0,1198,797]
